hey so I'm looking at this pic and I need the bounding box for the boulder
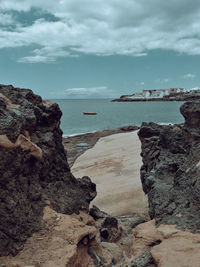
[0,84,96,256]
[138,101,200,231]
[132,220,200,267]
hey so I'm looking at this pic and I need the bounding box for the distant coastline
[112,88,200,102]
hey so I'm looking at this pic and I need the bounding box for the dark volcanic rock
[89,205,109,220]
[138,101,200,232]
[132,250,154,267]
[0,84,96,256]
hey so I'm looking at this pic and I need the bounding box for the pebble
[76,142,89,147]
[36,237,44,241]
[55,216,61,221]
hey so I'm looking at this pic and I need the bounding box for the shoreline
[62,125,139,167]
[112,98,186,102]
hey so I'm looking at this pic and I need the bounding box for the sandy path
[72,131,148,217]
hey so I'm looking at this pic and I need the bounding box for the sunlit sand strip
[72,131,148,217]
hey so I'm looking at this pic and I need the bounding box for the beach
[62,125,139,167]
[1,86,200,266]
[71,131,148,217]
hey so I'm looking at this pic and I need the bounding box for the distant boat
[83,112,97,115]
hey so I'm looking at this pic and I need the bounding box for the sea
[51,99,185,137]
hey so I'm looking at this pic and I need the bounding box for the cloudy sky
[1,0,200,98]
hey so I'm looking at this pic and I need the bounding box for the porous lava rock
[0,84,96,256]
[138,101,200,231]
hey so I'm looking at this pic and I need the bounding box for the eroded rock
[0,207,97,267]
[138,101,200,231]
[0,84,96,256]
[131,220,200,267]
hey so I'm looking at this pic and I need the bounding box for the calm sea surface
[51,99,185,136]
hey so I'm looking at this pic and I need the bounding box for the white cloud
[63,86,108,97]
[49,86,114,98]
[155,78,170,84]
[1,1,200,62]
[18,46,78,63]
[182,73,196,79]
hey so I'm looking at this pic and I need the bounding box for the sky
[1,0,200,99]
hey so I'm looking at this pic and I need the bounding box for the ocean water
[51,99,185,136]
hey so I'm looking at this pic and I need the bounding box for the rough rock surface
[0,206,98,267]
[131,220,200,267]
[138,101,200,231]
[0,205,149,267]
[0,84,96,256]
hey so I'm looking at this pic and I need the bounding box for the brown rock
[151,235,200,267]
[42,100,52,107]
[0,134,42,160]
[131,220,200,267]
[0,207,97,267]
[0,93,20,109]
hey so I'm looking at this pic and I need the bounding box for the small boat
[83,112,97,115]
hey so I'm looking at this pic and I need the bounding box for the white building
[128,88,184,99]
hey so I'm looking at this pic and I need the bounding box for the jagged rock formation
[0,204,148,267]
[138,101,200,231]
[0,84,96,256]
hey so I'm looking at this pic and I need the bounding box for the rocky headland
[112,88,200,102]
[0,84,200,267]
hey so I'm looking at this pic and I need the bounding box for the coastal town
[112,87,200,101]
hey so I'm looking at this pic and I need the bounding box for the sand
[72,131,148,217]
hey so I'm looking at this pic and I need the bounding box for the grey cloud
[0,12,14,25]
[1,0,200,62]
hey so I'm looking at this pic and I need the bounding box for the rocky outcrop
[129,220,200,267]
[0,204,148,267]
[0,207,98,267]
[112,89,200,102]
[0,84,96,256]
[138,101,200,231]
